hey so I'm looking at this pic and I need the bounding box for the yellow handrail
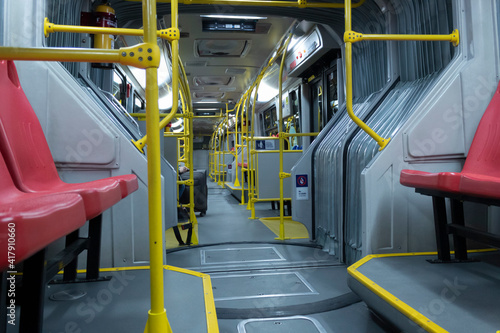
[43,17,179,41]
[0,44,159,69]
[247,83,260,213]
[233,97,244,187]
[126,0,365,8]
[132,31,181,153]
[140,0,172,331]
[276,33,293,240]
[343,0,459,151]
[240,93,250,205]
[346,30,459,45]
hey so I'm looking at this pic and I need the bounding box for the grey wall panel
[257,152,302,199]
[357,0,499,265]
[15,60,177,267]
[345,76,440,263]
[194,149,210,170]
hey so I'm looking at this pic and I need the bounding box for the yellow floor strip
[165,224,199,249]
[259,217,309,239]
[348,249,497,333]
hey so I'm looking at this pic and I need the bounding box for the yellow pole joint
[44,17,55,37]
[279,172,291,179]
[178,179,194,186]
[297,0,307,8]
[132,138,146,153]
[119,43,161,68]
[159,27,180,40]
[450,29,460,47]
[344,31,363,43]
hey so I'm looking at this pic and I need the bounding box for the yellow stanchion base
[259,217,309,239]
[165,224,199,249]
[144,309,172,333]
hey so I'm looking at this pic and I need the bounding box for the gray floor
[8,269,208,333]
[9,178,388,333]
[348,252,500,333]
[164,178,388,333]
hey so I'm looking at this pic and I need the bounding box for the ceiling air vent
[194,39,252,58]
[193,92,225,99]
[219,87,237,92]
[225,68,246,75]
[185,61,207,67]
[193,76,235,86]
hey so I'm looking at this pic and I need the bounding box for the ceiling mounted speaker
[193,92,225,99]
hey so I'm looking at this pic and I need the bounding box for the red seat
[401,81,500,200]
[400,81,500,262]
[0,155,86,271]
[238,162,248,168]
[0,60,138,219]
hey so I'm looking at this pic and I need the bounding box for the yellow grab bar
[0,43,160,69]
[141,0,172,332]
[343,0,459,151]
[126,0,365,8]
[43,18,180,41]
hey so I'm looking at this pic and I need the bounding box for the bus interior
[1,0,500,332]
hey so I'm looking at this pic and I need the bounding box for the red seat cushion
[0,60,138,219]
[0,193,86,270]
[399,170,462,193]
[0,154,86,270]
[459,173,500,199]
[237,162,248,168]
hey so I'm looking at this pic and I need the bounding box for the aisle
[165,178,389,333]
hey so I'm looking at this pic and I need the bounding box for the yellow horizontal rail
[252,150,303,154]
[283,132,319,137]
[164,133,188,137]
[125,0,365,8]
[253,198,292,202]
[345,29,459,46]
[44,18,179,41]
[130,113,179,118]
[0,43,160,69]
[251,136,280,140]
[192,115,225,118]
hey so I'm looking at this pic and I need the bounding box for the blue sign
[296,174,308,187]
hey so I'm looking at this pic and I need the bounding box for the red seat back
[462,81,500,177]
[0,60,62,191]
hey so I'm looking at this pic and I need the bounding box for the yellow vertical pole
[184,110,198,226]
[233,101,242,187]
[142,0,172,331]
[217,123,224,186]
[276,33,293,241]
[223,105,231,188]
[212,130,217,181]
[240,94,249,205]
[248,83,260,217]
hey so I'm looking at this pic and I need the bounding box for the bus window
[326,67,338,123]
[113,70,127,108]
[134,92,145,113]
[311,79,323,133]
[263,106,277,136]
